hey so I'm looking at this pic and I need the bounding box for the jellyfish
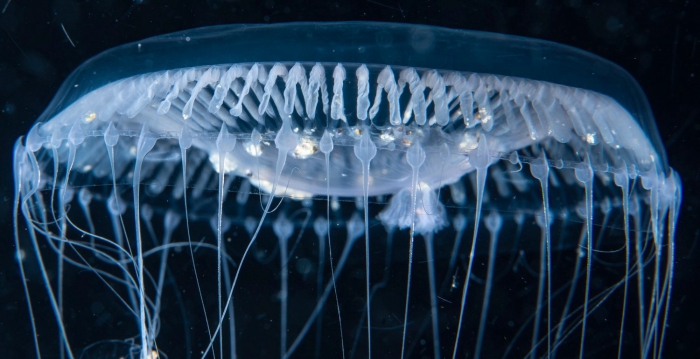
[12,22,681,359]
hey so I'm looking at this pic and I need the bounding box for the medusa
[13,22,680,359]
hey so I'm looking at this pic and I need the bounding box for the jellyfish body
[13,23,681,359]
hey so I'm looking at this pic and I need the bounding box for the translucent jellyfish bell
[13,22,680,359]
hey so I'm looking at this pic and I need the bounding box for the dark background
[0,0,697,358]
